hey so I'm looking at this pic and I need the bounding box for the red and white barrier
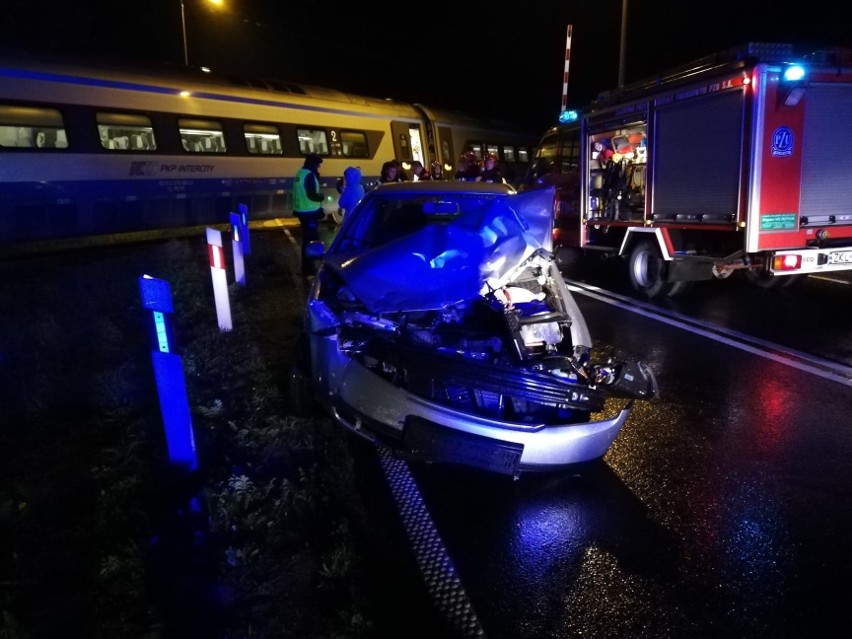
[561,24,573,113]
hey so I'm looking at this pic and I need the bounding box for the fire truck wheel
[628,241,669,299]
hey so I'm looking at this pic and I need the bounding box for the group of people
[376,153,505,184]
[378,159,445,183]
[291,150,506,275]
[291,153,372,276]
[454,151,505,183]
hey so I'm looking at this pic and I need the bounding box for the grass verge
[0,231,411,638]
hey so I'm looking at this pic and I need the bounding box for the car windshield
[333,193,520,253]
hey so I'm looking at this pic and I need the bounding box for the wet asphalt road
[381,269,852,639]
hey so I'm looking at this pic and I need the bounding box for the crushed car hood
[323,188,556,313]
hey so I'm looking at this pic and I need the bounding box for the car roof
[369,181,517,196]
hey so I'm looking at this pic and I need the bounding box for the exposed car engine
[333,254,657,424]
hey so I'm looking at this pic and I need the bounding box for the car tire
[286,333,319,417]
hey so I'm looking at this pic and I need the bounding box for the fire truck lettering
[676,86,708,101]
[615,103,645,116]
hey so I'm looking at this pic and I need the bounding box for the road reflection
[407,461,679,638]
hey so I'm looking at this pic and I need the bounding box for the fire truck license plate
[828,251,852,264]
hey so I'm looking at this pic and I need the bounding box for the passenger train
[0,55,539,251]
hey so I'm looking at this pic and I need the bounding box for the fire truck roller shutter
[652,90,743,224]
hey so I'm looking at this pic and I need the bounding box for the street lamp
[179,0,224,67]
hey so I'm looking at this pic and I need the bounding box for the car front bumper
[314,344,633,476]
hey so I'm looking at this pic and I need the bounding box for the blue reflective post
[138,274,198,472]
[230,212,246,286]
[238,203,251,255]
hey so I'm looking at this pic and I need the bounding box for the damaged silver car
[288,181,658,478]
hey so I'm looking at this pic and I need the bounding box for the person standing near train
[293,153,325,276]
[409,160,429,181]
[379,160,403,184]
[478,152,506,184]
[336,166,365,221]
[454,151,481,181]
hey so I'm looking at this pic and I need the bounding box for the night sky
[1,0,850,134]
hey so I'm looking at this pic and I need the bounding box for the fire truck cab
[523,42,852,298]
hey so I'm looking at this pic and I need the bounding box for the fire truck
[522,42,852,298]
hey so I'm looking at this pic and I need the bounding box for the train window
[296,128,329,155]
[97,112,157,151]
[471,144,483,160]
[0,105,68,149]
[503,146,516,162]
[244,123,283,155]
[518,147,529,162]
[340,130,368,158]
[179,118,226,153]
[486,144,499,159]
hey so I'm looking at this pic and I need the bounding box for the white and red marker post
[206,227,233,331]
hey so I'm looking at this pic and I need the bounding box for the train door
[409,126,425,165]
[436,126,455,172]
[389,120,426,165]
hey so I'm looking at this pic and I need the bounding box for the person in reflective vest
[293,153,325,276]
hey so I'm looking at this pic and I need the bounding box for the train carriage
[0,55,537,250]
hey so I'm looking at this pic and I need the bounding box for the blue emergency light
[558,109,579,124]
[783,64,806,82]
[780,64,808,106]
